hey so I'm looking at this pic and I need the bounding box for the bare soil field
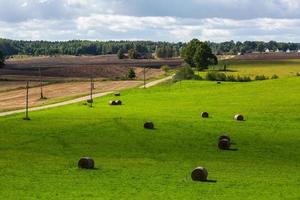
[0,81,42,92]
[0,55,182,80]
[0,80,142,112]
[234,52,300,60]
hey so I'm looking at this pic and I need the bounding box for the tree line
[0,38,183,58]
[1,38,300,58]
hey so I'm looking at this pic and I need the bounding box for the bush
[226,75,237,82]
[296,72,300,76]
[271,74,279,79]
[255,75,269,81]
[127,68,136,79]
[173,66,201,82]
[236,75,251,82]
[161,65,170,74]
[206,71,227,81]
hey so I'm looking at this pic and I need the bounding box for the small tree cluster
[173,66,201,82]
[128,49,138,59]
[181,39,218,71]
[155,45,178,58]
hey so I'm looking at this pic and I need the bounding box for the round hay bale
[219,134,231,142]
[115,92,121,97]
[78,157,94,169]
[191,167,208,181]
[115,100,122,105]
[218,138,230,150]
[144,122,154,129]
[201,112,209,118]
[217,81,221,84]
[109,100,117,105]
[234,114,244,121]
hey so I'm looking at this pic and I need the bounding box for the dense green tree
[257,43,265,53]
[181,39,218,71]
[0,50,5,66]
[128,49,138,59]
[117,48,125,59]
[127,68,136,79]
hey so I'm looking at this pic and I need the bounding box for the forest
[1,38,300,58]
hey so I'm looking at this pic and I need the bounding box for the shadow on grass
[205,180,217,183]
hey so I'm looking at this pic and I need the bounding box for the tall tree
[0,50,5,66]
[181,39,218,71]
[117,48,125,59]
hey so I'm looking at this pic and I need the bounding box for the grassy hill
[0,77,300,199]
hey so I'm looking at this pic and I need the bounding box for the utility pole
[24,81,30,120]
[39,67,45,99]
[143,66,146,89]
[89,76,94,107]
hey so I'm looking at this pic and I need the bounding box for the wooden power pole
[89,77,94,107]
[24,81,30,120]
[39,67,45,99]
[143,66,146,89]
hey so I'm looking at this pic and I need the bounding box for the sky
[1,0,300,42]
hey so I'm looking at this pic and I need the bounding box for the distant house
[275,49,280,53]
[297,49,300,53]
[265,48,270,53]
[286,49,291,53]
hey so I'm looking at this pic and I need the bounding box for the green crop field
[1,77,300,199]
[207,59,300,79]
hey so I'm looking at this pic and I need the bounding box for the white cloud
[1,0,300,42]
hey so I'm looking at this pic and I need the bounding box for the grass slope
[0,78,300,199]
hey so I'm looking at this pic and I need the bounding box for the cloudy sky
[1,0,300,42]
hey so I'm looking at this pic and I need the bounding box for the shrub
[296,72,300,76]
[206,71,227,81]
[271,74,279,79]
[117,48,125,59]
[127,68,136,79]
[236,75,251,82]
[161,65,170,74]
[226,75,237,82]
[173,66,201,82]
[255,75,268,81]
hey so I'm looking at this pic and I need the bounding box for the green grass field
[1,76,300,199]
[209,59,300,78]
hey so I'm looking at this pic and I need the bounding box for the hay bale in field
[191,167,208,181]
[115,92,121,97]
[218,138,231,150]
[219,134,231,142]
[115,100,122,105]
[234,114,244,121]
[201,112,209,118]
[144,122,154,129]
[78,157,94,169]
[109,100,117,105]
[109,100,122,106]
[217,81,221,84]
